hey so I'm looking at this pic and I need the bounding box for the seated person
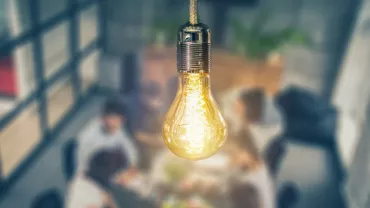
[230,183,261,208]
[239,88,281,125]
[124,82,165,169]
[227,135,276,208]
[131,82,165,147]
[66,148,127,208]
[235,88,283,152]
[77,98,138,173]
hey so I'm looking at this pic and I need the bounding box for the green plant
[150,16,186,46]
[230,11,312,59]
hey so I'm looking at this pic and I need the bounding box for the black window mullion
[29,0,49,135]
[68,0,82,101]
[98,0,107,51]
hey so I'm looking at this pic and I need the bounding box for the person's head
[87,149,127,184]
[101,98,126,133]
[140,82,163,111]
[230,183,260,208]
[237,88,265,123]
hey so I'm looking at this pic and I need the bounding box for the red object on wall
[0,57,17,97]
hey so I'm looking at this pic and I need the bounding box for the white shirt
[77,119,138,172]
[66,175,105,208]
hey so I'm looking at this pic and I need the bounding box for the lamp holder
[177,0,211,73]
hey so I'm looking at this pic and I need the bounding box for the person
[66,149,126,208]
[124,82,165,170]
[230,183,261,208]
[227,132,276,208]
[235,88,283,153]
[77,98,138,173]
[130,82,165,146]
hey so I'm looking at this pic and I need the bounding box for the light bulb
[163,72,227,160]
[162,0,227,160]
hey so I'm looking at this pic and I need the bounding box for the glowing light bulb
[163,72,227,160]
[162,0,227,160]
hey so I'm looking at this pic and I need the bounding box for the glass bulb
[163,72,227,160]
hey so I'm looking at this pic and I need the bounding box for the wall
[333,0,370,123]
[338,2,370,206]
[345,98,370,208]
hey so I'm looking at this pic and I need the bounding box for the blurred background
[0,0,369,207]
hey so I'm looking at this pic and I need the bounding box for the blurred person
[132,82,165,142]
[227,132,276,208]
[223,89,262,158]
[220,87,246,135]
[234,88,282,152]
[230,183,261,208]
[141,53,170,92]
[77,98,138,173]
[125,82,166,170]
[66,149,127,208]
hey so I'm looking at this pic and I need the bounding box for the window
[0,0,102,180]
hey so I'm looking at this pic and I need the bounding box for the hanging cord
[189,0,198,25]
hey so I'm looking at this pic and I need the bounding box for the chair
[263,137,287,178]
[62,139,78,181]
[277,182,300,208]
[0,155,4,190]
[31,188,63,208]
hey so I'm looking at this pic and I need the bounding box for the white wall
[345,99,370,208]
[332,3,370,207]
[333,0,370,123]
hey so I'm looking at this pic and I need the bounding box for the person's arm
[135,131,163,147]
[120,131,139,167]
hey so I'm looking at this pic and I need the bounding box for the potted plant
[149,15,185,50]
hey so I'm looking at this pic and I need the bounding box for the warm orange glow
[163,72,227,160]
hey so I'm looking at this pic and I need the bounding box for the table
[114,150,276,208]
